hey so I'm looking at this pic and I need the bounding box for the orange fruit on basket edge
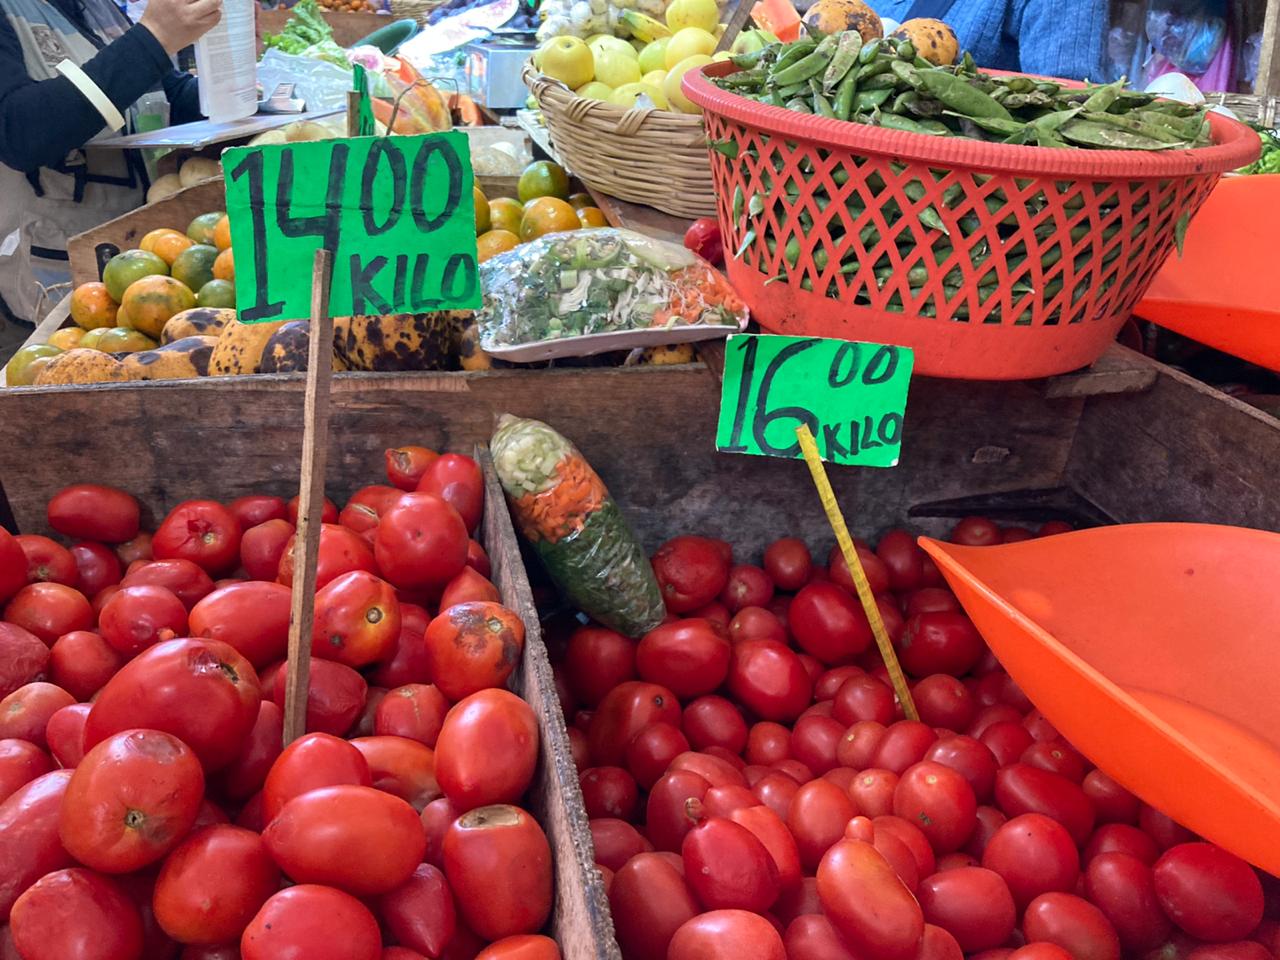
[520,197,581,242]
[477,229,522,262]
[212,214,232,251]
[151,231,195,266]
[212,248,235,282]
[567,192,594,210]
[139,228,182,255]
[120,274,196,339]
[577,206,608,228]
[488,197,524,236]
[69,281,119,330]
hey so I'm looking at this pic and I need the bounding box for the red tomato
[188,581,292,669]
[10,867,142,960]
[720,565,773,613]
[609,851,697,960]
[906,588,961,617]
[374,494,469,591]
[815,665,863,701]
[241,885,381,960]
[152,501,241,575]
[378,863,456,957]
[475,935,561,960]
[745,721,791,766]
[443,804,552,940]
[339,485,400,537]
[1023,892,1122,960]
[727,639,811,723]
[239,520,294,582]
[925,735,999,803]
[438,567,500,612]
[153,825,279,945]
[375,683,449,747]
[648,770,712,852]
[900,612,985,678]
[590,817,648,871]
[669,751,747,789]
[1153,843,1264,943]
[564,626,636,708]
[435,689,537,811]
[465,540,492,579]
[589,681,681,767]
[0,623,48,700]
[789,582,872,665]
[423,601,524,701]
[1021,740,1087,783]
[790,714,844,775]
[788,778,857,871]
[68,542,121,598]
[626,722,689,790]
[1083,769,1140,825]
[0,683,73,748]
[913,674,976,731]
[635,619,729,700]
[0,528,27,605]
[964,805,1011,860]
[115,532,152,566]
[652,536,732,614]
[87,638,260,772]
[350,735,441,810]
[876,529,924,592]
[894,760,978,853]
[309,571,400,668]
[0,739,52,803]
[1083,852,1172,953]
[827,543,891,597]
[982,813,1080,909]
[15,535,77,587]
[270,658,366,736]
[785,914,859,960]
[729,802,802,891]
[818,838,924,960]
[228,495,286,530]
[1140,805,1197,850]
[264,784,424,894]
[835,719,884,769]
[0,769,73,922]
[44,703,90,768]
[369,602,432,689]
[682,814,779,911]
[729,606,786,646]
[4,583,92,643]
[849,768,898,817]
[980,721,1035,767]
[580,767,639,821]
[47,485,140,544]
[60,729,203,872]
[386,446,439,491]
[951,517,1000,546]
[277,523,376,590]
[285,495,338,527]
[262,734,370,822]
[98,585,188,657]
[415,454,483,533]
[872,721,939,775]
[216,699,283,801]
[122,559,214,610]
[994,763,1096,846]
[668,910,787,960]
[917,866,1016,952]
[833,673,896,726]
[1084,823,1160,866]
[1188,945,1274,960]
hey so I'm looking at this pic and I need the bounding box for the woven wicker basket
[522,63,717,220]
[1205,92,1279,127]
[389,0,446,24]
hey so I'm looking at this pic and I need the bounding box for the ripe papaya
[333,311,469,372]
[209,318,287,376]
[120,336,218,381]
[32,348,129,385]
[258,320,346,374]
[162,307,235,344]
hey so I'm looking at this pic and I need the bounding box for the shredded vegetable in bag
[490,415,665,638]
[477,228,747,351]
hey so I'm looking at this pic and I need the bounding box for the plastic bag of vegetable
[477,228,747,360]
[490,415,665,638]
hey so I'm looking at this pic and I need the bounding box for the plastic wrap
[490,415,665,638]
[256,49,353,112]
[536,0,728,41]
[477,228,747,358]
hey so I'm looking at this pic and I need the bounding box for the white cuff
[56,59,127,132]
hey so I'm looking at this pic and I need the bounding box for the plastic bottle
[194,0,258,123]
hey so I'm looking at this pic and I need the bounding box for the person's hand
[140,0,223,55]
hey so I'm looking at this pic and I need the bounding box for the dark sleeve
[162,68,203,125]
[0,21,182,172]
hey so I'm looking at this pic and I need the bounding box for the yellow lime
[5,344,61,385]
[539,36,594,89]
[712,50,733,61]
[638,38,669,74]
[663,54,713,112]
[517,160,571,203]
[665,28,717,69]
[731,28,777,55]
[642,69,668,87]
[611,82,668,110]
[665,0,718,33]
[48,327,85,351]
[593,47,641,88]
[588,35,638,60]
[576,81,615,100]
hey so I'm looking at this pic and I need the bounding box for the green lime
[196,279,237,308]
[102,249,168,303]
[170,244,219,293]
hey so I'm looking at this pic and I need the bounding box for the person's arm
[1009,0,1108,81]
[162,69,203,124]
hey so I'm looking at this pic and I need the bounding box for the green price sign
[223,131,480,323]
[716,334,913,468]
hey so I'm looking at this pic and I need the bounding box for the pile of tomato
[0,447,561,960]
[546,518,1274,960]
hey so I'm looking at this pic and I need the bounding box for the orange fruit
[577,206,608,228]
[151,231,195,266]
[212,214,232,252]
[474,185,490,235]
[519,197,581,241]
[212,248,235,282]
[187,212,222,245]
[517,160,571,203]
[139,228,183,255]
[69,281,119,330]
[488,197,524,236]
[568,192,594,210]
[120,275,196,339]
[170,244,218,292]
[477,229,521,263]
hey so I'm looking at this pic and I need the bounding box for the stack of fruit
[474,160,608,263]
[0,446,564,960]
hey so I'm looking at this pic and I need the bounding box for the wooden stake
[715,0,757,53]
[282,249,335,745]
[795,424,919,721]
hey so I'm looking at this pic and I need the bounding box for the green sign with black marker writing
[716,334,913,468]
[223,131,480,323]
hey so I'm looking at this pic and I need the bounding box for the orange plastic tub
[1134,175,1280,372]
[919,524,1280,874]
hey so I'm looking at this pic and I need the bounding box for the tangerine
[102,249,168,302]
[212,214,232,251]
[69,281,119,330]
[577,206,608,228]
[474,185,490,235]
[519,197,581,241]
[120,275,197,339]
[517,160,570,203]
[488,197,524,235]
[567,192,594,210]
[139,228,184,256]
[170,244,219,292]
[212,248,235,282]
[151,231,196,266]
[47,327,85,350]
[477,229,521,262]
[187,211,223,245]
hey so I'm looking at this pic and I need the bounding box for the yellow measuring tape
[796,424,919,722]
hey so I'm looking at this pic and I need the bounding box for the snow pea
[770,33,838,86]
[920,71,1014,121]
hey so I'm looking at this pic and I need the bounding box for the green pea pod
[943,111,1025,136]
[861,72,900,92]
[855,59,893,83]
[1081,110,1183,143]
[890,59,922,90]
[852,87,892,113]
[1034,128,1067,148]
[1081,78,1123,113]
[734,228,756,260]
[785,97,814,113]
[917,120,951,135]
[877,111,929,134]
[895,39,915,59]
[919,205,948,235]
[748,194,765,217]
[834,70,859,120]
[892,90,918,113]
[823,31,863,93]
[732,186,745,222]
[767,88,784,107]
[771,33,838,86]
[811,83,837,118]
[1060,119,1172,150]
[858,37,882,63]
[776,81,809,99]
[773,38,817,72]
[920,71,1015,121]
[732,48,768,69]
[1003,76,1036,93]
[832,167,851,186]
[1033,107,1081,134]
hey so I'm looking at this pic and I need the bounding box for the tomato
[241,885,381,960]
[122,559,214,611]
[652,536,732,614]
[900,612,985,678]
[386,445,439,491]
[4,583,92,643]
[87,639,260,772]
[847,767,895,817]
[279,523,376,590]
[872,721,939,775]
[668,910,787,960]
[905,588,960,618]
[760,540,812,596]
[375,683,449,747]
[669,751,747,790]
[786,778,855,871]
[10,867,142,960]
[0,739,52,803]
[609,851,698,960]
[372,493,468,591]
[726,639,811,723]
[1140,806,1197,851]
[619,722,684,791]
[925,735,998,802]
[818,838,924,960]
[787,583,871,665]
[378,863,456,957]
[368,602,431,689]
[876,529,924,592]
[950,517,1000,546]
[0,528,27,605]
[894,760,978,853]
[0,770,73,924]
[115,533,152,566]
[1021,740,1087,783]
[435,689,537,811]
[285,495,338,527]
[15,535,76,588]
[832,720,882,770]
[589,681,680,766]
[0,683,73,748]
[913,675,976,731]
[833,673,896,726]
[1153,843,1264,943]
[423,601,523,702]
[339,485,400,537]
[590,817,648,871]
[475,935,561,960]
[682,814,779,911]
[437,569,499,614]
[415,454,484,533]
[152,825,279,945]
[727,608,785,648]
[917,866,1016,951]
[632,619,727,700]
[350,735,441,810]
[728,802,801,891]
[786,714,839,775]
[66,542,120,598]
[1082,769,1140,824]
[564,626,636,707]
[1084,823,1160,865]
[720,565,773,613]
[262,732,370,821]
[1188,945,1274,960]
[97,585,187,657]
[648,770,712,852]
[980,721,1035,767]
[743,722,789,767]
[576,767,636,822]
[982,813,1080,909]
[443,804,551,940]
[994,763,1096,845]
[216,699,283,801]
[228,495,286,530]
[47,484,140,544]
[783,913,859,960]
[60,729,203,872]
[965,807,1011,863]
[827,543,891,597]
[44,703,90,768]
[305,571,399,669]
[151,501,241,575]
[186,581,290,670]
[1023,892,1122,960]
[0,623,48,701]
[239,520,294,582]
[1082,852,1172,952]
[270,657,367,736]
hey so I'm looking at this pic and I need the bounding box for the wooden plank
[589,189,691,247]
[282,252,335,744]
[480,449,619,960]
[1,295,71,386]
[715,0,757,53]
[1042,344,1159,399]
[1258,0,1280,99]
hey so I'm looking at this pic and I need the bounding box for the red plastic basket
[683,62,1260,379]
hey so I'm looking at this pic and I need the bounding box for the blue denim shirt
[869,0,1108,81]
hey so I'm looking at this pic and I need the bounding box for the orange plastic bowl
[919,524,1280,873]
